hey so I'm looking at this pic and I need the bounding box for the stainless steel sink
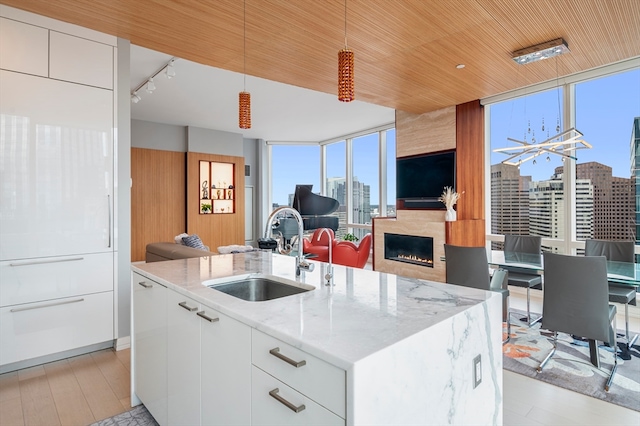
[205,274,314,302]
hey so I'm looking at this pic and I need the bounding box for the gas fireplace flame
[397,254,433,265]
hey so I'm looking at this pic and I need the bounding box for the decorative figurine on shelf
[227,189,232,199]
[229,184,234,189]
[217,189,222,199]
[201,181,209,199]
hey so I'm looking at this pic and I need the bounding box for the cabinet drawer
[0,291,113,366]
[251,366,344,426]
[251,330,345,418]
[49,31,113,89]
[0,17,48,76]
[0,252,113,307]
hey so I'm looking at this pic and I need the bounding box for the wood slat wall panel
[131,148,186,262]
[5,0,639,115]
[186,152,245,252]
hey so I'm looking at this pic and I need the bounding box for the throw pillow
[174,233,189,245]
[182,234,207,251]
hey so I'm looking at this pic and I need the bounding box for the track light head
[146,78,156,93]
[165,60,176,79]
[131,92,141,103]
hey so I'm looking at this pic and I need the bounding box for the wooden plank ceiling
[3,0,639,114]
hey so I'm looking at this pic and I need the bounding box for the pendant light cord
[344,0,348,48]
[243,0,246,91]
[555,56,561,130]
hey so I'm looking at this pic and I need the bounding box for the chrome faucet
[264,206,315,276]
[316,228,333,285]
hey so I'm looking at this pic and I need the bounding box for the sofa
[145,242,214,262]
[302,228,335,263]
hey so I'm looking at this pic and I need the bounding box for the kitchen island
[131,251,503,425]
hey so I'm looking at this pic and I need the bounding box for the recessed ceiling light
[456,64,465,69]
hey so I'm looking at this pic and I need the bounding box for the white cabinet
[167,290,201,426]
[251,329,345,420]
[132,273,167,426]
[200,304,251,426]
[0,69,114,261]
[49,31,113,89]
[0,253,113,307]
[0,17,48,76]
[0,291,113,365]
[251,366,343,426]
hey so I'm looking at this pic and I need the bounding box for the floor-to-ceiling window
[486,60,640,254]
[268,125,394,242]
[270,145,320,208]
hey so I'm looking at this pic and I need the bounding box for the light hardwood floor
[0,289,638,426]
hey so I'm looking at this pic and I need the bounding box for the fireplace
[384,233,434,267]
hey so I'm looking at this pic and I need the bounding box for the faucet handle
[298,259,314,273]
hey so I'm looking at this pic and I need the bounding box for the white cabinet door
[49,31,113,89]
[0,70,114,261]
[167,290,200,426]
[251,366,344,426]
[0,291,113,366]
[200,306,251,426]
[0,17,48,76]
[0,252,113,307]
[132,273,167,426]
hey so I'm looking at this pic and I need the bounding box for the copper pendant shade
[239,91,251,129]
[338,48,354,102]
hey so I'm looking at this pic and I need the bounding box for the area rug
[90,405,158,426]
[503,315,640,412]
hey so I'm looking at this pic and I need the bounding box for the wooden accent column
[448,100,485,247]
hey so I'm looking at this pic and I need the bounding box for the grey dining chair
[444,244,511,344]
[584,239,637,347]
[503,235,543,326]
[537,252,617,391]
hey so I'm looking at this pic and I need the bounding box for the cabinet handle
[269,388,306,413]
[10,298,84,313]
[138,281,153,289]
[197,311,219,322]
[107,194,111,248]
[178,301,198,312]
[9,257,84,267]
[269,347,306,368]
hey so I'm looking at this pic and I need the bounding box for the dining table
[489,250,640,367]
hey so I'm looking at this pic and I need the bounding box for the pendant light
[239,0,251,129]
[338,0,354,102]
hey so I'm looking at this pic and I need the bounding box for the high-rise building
[490,163,531,248]
[325,177,371,239]
[555,162,634,241]
[529,173,593,251]
[632,117,640,245]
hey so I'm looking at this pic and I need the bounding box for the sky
[272,68,639,205]
[490,68,640,181]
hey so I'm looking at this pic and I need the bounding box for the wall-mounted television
[396,150,456,209]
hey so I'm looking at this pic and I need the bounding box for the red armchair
[333,233,372,269]
[302,228,335,263]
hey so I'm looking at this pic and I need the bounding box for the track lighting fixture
[130,57,178,103]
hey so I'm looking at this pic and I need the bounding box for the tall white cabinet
[0,8,118,371]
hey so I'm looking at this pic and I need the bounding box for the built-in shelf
[199,161,235,214]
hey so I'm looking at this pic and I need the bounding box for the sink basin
[205,274,314,302]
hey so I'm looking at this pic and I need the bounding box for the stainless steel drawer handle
[269,388,306,413]
[138,281,153,288]
[178,301,198,312]
[269,347,306,368]
[10,298,84,313]
[9,257,84,267]
[197,311,219,322]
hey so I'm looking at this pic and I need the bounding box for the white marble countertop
[131,251,498,370]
